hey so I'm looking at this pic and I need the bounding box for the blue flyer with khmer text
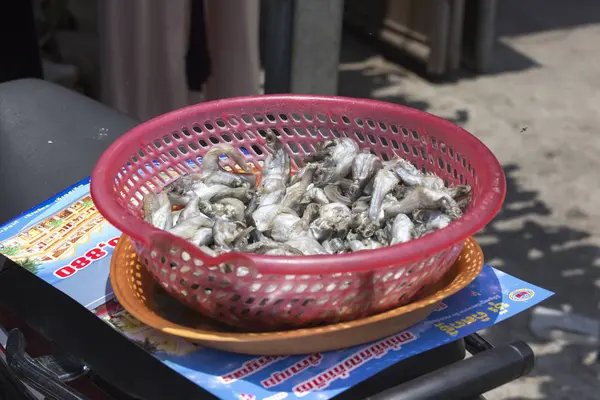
[0,178,553,400]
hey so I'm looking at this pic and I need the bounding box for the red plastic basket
[91,95,505,330]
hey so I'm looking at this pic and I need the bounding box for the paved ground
[338,1,600,398]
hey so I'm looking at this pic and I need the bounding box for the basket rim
[91,94,505,274]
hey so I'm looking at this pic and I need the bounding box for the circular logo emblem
[509,288,535,302]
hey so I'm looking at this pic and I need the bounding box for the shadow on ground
[338,29,600,398]
[339,33,600,318]
[338,31,470,124]
[478,164,600,399]
[479,164,600,315]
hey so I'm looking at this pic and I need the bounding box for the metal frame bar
[289,0,344,95]
[261,0,295,94]
[427,0,451,76]
[447,0,466,72]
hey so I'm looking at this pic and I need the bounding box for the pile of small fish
[142,134,470,257]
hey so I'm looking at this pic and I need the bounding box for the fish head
[313,166,337,187]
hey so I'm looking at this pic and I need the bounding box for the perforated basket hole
[265,283,278,293]
[316,296,330,306]
[250,283,262,292]
[295,284,308,293]
[310,283,324,292]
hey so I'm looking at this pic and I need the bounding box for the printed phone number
[53,237,120,279]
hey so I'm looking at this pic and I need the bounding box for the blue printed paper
[0,178,554,400]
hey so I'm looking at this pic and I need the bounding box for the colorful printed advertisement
[0,178,554,400]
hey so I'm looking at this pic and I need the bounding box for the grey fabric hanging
[98,0,189,121]
[98,0,260,121]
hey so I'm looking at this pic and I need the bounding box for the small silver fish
[413,210,452,237]
[301,186,330,205]
[352,199,370,213]
[289,163,317,186]
[430,212,452,230]
[210,187,254,203]
[197,199,215,216]
[163,173,202,205]
[143,192,173,230]
[374,228,390,246]
[388,213,414,245]
[265,248,302,256]
[368,169,400,220]
[243,236,304,255]
[213,220,246,248]
[271,212,308,242]
[351,211,379,238]
[309,203,352,241]
[168,214,213,239]
[301,203,321,225]
[381,193,400,210]
[146,135,470,257]
[363,177,375,195]
[427,189,464,220]
[178,196,203,221]
[171,209,182,226]
[388,157,444,190]
[251,204,279,232]
[348,239,384,252]
[167,193,192,207]
[412,209,437,225]
[285,236,328,255]
[311,138,359,186]
[198,245,218,257]
[244,192,260,224]
[190,227,214,247]
[392,184,411,200]
[348,240,364,251]
[384,186,462,220]
[322,237,348,254]
[280,164,317,210]
[251,204,297,232]
[200,144,254,188]
[323,184,352,206]
[190,182,230,201]
[214,198,246,222]
[256,190,285,208]
[349,150,382,200]
[231,227,255,251]
[308,218,331,242]
[257,134,291,207]
[346,231,363,242]
[319,203,352,231]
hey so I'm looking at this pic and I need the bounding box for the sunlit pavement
[338,1,600,398]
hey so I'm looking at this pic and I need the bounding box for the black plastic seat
[0,79,137,224]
